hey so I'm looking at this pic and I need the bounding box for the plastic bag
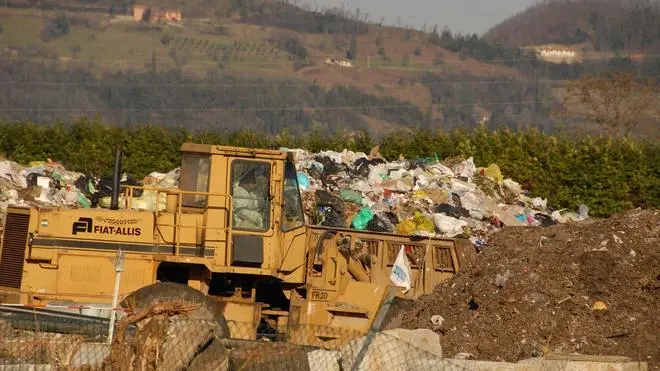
[297,172,311,191]
[578,204,589,220]
[366,213,395,233]
[320,208,346,228]
[456,157,476,179]
[396,212,435,235]
[482,164,503,184]
[339,189,363,204]
[531,197,547,210]
[368,164,388,186]
[502,179,522,195]
[433,213,467,237]
[390,245,412,292]
[460,191,488,220]
[351,207,374,230]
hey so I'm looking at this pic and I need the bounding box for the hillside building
[132,5,182,23]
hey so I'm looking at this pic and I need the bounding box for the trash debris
[433,213,468,237]
[366,212,396,233]
[297,172,311,191]
[592,300,608,310]
[430,315,445,326]
[390,245,412,292]
[0,149,585,248]
[494,270,511,288]
[351,207,374,230]
[397,212,436,236]
[340,189,363,204]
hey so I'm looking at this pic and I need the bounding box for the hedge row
[0,119,657,217]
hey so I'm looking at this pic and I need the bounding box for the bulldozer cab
[172,144,306,275]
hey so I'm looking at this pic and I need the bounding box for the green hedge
[0,119,657,217]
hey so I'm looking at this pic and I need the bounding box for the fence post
[350,286,397,371]
[107,249,125,344]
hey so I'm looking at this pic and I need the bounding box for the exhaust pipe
[110,145,123,210]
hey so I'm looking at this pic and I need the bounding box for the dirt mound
[388,209,660,369]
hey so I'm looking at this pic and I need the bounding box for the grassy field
[0,8,291,75]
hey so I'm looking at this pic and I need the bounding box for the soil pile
[388,209,659,369]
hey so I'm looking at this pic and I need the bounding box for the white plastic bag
[390,245,412,293]
[457,157,476,179]
[433,213,468,237]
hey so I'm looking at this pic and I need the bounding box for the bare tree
[562,72,658,137]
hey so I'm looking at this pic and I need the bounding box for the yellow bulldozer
[0,143,475,347]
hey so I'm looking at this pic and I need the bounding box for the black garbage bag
[320,208,346,228]
[316,189,344,211]
[535,213,557,227]
[307,163,324,181]
[383,211,399,226]
[352,158,386,178]
[316,190,346,228]
[366,213,395,233]
[315,156,345,176]
[75,175,98,199]
[407,159,426,170]
[353,158,372,178]
[25,173,41,188]
[433,204,470,219]
[96,175,144,199]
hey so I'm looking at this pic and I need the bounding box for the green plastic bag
[78,193,92,208]
[340,189,363,204]
[351,207,374,230]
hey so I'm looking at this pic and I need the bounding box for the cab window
[281,159,305,231]
[179,155,210,207]
[231,161,270,231]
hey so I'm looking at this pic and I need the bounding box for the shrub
[40,14,70,42]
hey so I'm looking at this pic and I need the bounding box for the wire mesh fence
[0,314,466,371]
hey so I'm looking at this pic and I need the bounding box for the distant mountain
[484,0,660,52]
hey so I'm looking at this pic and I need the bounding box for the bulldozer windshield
[179,154,210,207]
[231,160,270,231]
[281,159,305,231]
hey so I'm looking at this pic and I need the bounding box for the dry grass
[0,331,85,368]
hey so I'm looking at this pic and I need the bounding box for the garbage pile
[288,148,588,245]
[0,159,179,226]
[0,149,587,245]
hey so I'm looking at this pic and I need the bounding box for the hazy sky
[305,0,539,35]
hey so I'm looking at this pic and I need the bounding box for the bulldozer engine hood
[34,208,154,245]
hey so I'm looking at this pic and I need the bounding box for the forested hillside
[0,0,658,136]
[485,0,660,52]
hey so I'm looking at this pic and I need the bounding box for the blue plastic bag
[297,172,311,190]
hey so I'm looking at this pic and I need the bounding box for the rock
[340,328,443,371]
[159,318,217,371]
[187,341,229,371]
[307,349,341,371]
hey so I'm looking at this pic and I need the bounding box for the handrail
[116,185,268,260]
[117,185,235,256]
[121,185,232,198]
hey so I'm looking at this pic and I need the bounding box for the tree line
[0,119,657,217]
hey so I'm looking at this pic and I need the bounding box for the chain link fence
[0,314,470,371]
